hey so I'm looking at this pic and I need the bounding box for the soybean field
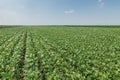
[0,26,120,80]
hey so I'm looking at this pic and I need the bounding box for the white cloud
[0,9,31,25]
[98,0,105,7]
[64,10,75,14]
[100,2,105,7]
[0,0,32,25]
[98,0,102,2]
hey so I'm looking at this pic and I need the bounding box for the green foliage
[0,26,120,79]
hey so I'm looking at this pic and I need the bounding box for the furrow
[17,32,27,80]
[30,32,46,80]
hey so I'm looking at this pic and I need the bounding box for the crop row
[0,27,120,80]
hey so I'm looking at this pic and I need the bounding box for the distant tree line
[0,25,120,28]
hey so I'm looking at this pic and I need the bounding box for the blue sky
[0,0,120,25]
